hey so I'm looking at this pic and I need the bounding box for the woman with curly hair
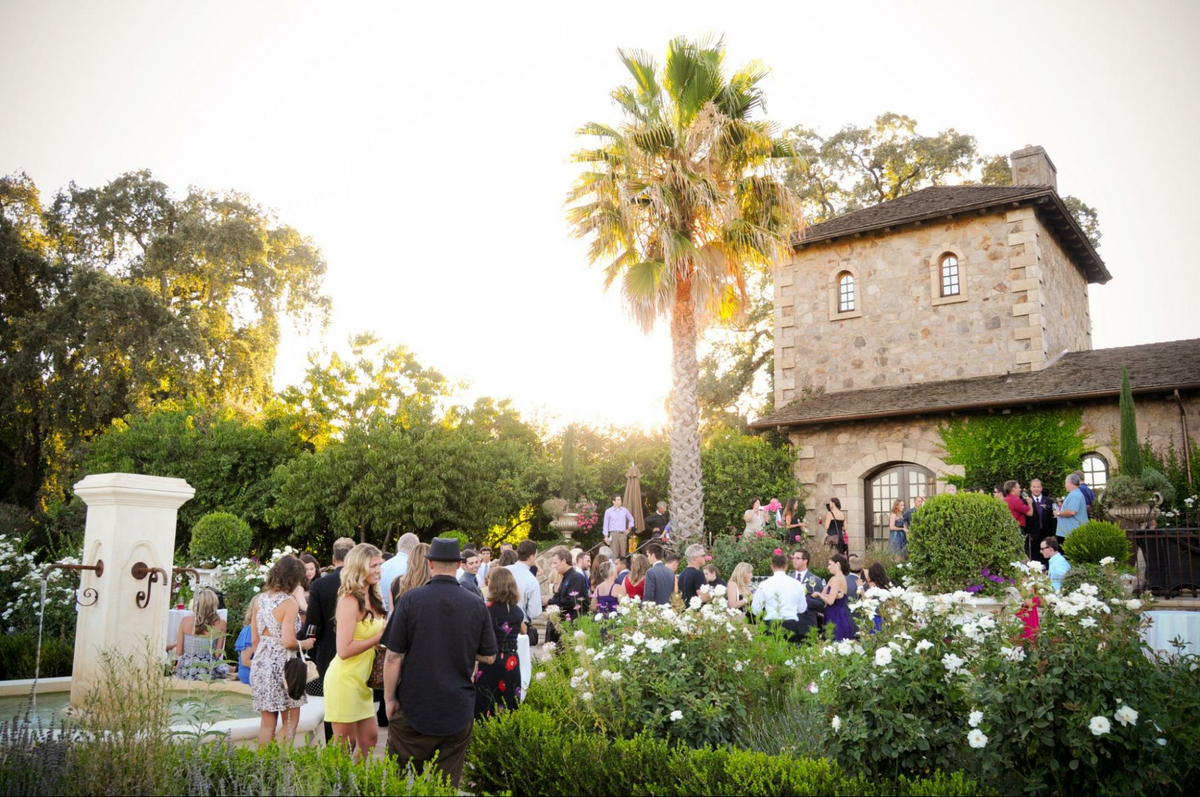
[250,555,313,746]
[324,543,386,761]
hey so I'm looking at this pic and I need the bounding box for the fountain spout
[130,562,168,609]
[41,560,104,607]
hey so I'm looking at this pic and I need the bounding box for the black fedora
[427,537,462,562]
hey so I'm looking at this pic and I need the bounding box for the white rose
[574,630,587,639]
[967,729,988,749]
[688,596,702,610]
[831,715,841,732]
[1003,646,1027,663]
[968,710,983,728]
[669,709,683,722]
[1115,705,1139,727]
[942,653,966,673]
[581,691,593,701]
[1099,556,1116,566]
[1089,715,1111,736]
[1125,599,1142,611]
[874,648,893,667]
[1079,617,1097,628]
[714,584,727,597]
[808,682,819,694]
[915,640,934,653]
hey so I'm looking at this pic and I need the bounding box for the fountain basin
[0,675,325,747]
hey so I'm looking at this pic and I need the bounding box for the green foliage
[938,409,1086,491]
[561,424,577,501]
[467,708,989,797]
[711,530,790,577]
[907,493,1024,594]
[81,401,307,552]
[435,530,471,548]
[1060,520,1131,565]
[189,512,253,566]
[0,633,73,679]
[1119,367,1143,478]
[1060,563,1128,603]
[1101,468,1175,511]
[700,427,800,537]
[1142,440,1200,516]
[1139,467,1176,506]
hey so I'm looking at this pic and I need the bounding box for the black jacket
[307,567,342,678]
[1027,493,1057,538]
[549,569,590,621]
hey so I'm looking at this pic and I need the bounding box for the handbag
[366,645,387,690]
[283,643,308,701]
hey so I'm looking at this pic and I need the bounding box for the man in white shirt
[752,553,816,643]
[381,532,420,612]
[507,540,543,644]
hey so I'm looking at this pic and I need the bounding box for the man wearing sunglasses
[1040,536,1071,592]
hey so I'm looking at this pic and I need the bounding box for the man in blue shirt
[1055,473,1089,537]
[381,533,420,611]
[1041,536,1071,591]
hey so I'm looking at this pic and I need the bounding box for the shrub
[700,427,801,538]
[711,529,789,577]
[0,633,73,679]
[1102,469,1176,509]
[466,708,989,797]
[1061,520,1130,565]
[906,494,1024,594]
[189,512,253,566]
[1139,467,1176,506]
[434,530,472,548]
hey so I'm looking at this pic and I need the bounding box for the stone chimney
[1010,145,1057,191]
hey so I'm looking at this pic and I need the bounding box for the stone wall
[774,208,1095,407]
[787,391,1199,554]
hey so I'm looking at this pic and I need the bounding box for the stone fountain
[63,473,194,707]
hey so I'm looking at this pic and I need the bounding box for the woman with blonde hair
[623,553,649,601]
[324,543,386,761]
[170,587,228,680]
[391,542,430,608]
[727,562,754,612]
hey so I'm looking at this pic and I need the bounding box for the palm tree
[567,36,803,541]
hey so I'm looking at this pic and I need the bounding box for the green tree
[1118,366,1143,478]
[80,401,308,551]
[699,427,799,537]
[47,170,331,407]
[567,36,803,540]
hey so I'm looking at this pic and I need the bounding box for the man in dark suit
[789,549,827,630]
[644,502,669,540]
[306,536,356,740]
[545,548,589,644]
[642,542,676,605]
[1026,479,1056,563]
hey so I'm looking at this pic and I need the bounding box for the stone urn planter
[1105,494,1162,529]
[551,512,579,541]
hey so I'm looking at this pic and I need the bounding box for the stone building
[752,146,1200,552]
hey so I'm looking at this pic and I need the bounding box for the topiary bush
[435,530,472,549]
[1061,520,1131,565]
[189,512,253,566]
[906,493,1023,594]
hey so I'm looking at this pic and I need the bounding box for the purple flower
[965,584,984,594]
[981,568,991,577]
[500,622,513,634]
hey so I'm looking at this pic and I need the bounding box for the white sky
[3,0,1198,430]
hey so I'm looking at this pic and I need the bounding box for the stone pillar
[70,473,194,707]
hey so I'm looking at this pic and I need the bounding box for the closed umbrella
[624,462,645,539]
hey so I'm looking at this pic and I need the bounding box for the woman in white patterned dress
[249,555,314,747]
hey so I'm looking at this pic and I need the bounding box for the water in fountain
[30,577,49,711]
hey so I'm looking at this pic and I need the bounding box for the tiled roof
[751,338,1200,429]
[793,185,1111,284]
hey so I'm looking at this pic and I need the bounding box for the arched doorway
[865,463,934,542]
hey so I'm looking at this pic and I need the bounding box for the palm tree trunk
[668,279,704,542]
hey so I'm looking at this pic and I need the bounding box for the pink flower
[774,548,782,555]
[755,531,764,538]
[704,555,712,561]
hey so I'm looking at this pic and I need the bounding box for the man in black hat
[382,537,497,787]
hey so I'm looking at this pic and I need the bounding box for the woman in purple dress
[816,554,856,640]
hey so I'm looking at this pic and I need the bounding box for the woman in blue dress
[815,554,856,641]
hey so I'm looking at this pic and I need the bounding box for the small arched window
[939,254,960,297]
[837,271,856,313]
[1082,453,1109,490]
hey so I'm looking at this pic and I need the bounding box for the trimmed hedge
[907,493,1024,594]
[1061,520,1130,565]
[0,633,73,680]
[466,708,990,796]
[189,512,253,566]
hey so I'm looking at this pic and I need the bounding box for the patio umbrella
[624,462,645,533]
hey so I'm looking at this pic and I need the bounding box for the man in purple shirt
[603,495,635,557]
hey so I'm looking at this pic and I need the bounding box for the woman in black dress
[782,497,806,544]
[474,567,526,718]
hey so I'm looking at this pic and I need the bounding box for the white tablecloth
[1142,610,1200,658]
[167,608,229,652]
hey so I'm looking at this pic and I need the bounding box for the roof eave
[750,382,1200,431]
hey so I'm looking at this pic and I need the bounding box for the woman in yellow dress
[324,543,386,760]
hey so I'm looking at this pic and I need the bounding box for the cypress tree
[1118,366,1143,477]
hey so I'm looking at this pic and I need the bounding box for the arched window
[865,462,934,541]
[837,271,855,313]
[1082,453,1109,490]
[939,253,960,297]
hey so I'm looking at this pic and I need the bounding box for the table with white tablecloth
[166,608,229,655]
[1142,610,1200,658]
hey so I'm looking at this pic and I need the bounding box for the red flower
[505,655,518,671]
[498,680,507,693]
[755,531,764,538]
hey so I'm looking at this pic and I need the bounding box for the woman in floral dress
[250,555,314,747]
[474,567,526,718]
